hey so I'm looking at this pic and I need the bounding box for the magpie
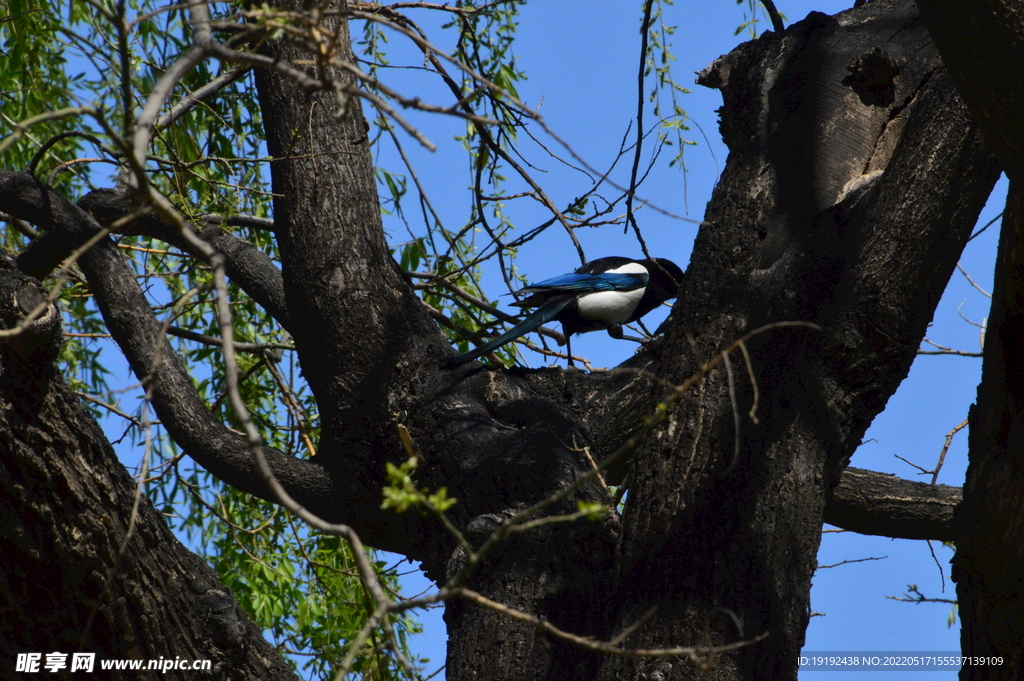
[447,256,684,367]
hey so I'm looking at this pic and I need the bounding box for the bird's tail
[446,297,572,367]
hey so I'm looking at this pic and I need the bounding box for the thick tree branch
[955,190,1024,675]
[916,0,1024,185]
[0,296,298,677]
[825,467,960,541]
[14,188,295,333]
[254,0,449,456]
[593,3,999,678]
[78,189,294,333]
[1,279,286,673]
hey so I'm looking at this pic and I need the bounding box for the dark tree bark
[915,1,1024,676]
[825,468,960,542]
[952,192,1024,679]
[0,263,297,680]
[0,0,1009,680]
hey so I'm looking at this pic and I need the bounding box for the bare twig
[624,0,656,253]
[967,211,1002,242]
[918,338,982,357]
[27,131,114,177]
[580,444,609,491]
[818,555,887,569]
[927,540,947,593]
[957,263,991,298]
[166,325,294,353]
[453,587,768,661]
[894,452,930,475]
[887,585,956,605]
[891,416,968,485]
[75,391,160,428]
[0,107,98,157]
[932,417,968,485]
[721,349,742,476]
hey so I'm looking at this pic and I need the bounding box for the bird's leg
[566,335,575,367]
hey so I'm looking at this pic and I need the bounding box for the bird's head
[644,258,684,300]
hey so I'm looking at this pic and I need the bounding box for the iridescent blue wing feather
[518,271,648,297]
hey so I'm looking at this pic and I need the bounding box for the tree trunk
[953,191,1024,679]
[914,1,1024,676]
[0,264,297,680]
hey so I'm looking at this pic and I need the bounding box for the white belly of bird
[576,286,645,324]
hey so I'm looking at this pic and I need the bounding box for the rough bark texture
[952,194,1024,678]
[251,0,450,564]
[915,1,1024,676]
[916,0,1024,187]
[0,0,1008,680]
[825,467,960,541]
[826,471,961,540]
[0,264,297,680]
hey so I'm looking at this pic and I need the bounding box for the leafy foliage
[383,456,457,516]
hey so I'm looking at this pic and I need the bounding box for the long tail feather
[447,297,572,367]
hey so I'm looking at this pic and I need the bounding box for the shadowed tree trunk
[0,262,297,680]
[0,0,1011,680]
[915,1,1024,676]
